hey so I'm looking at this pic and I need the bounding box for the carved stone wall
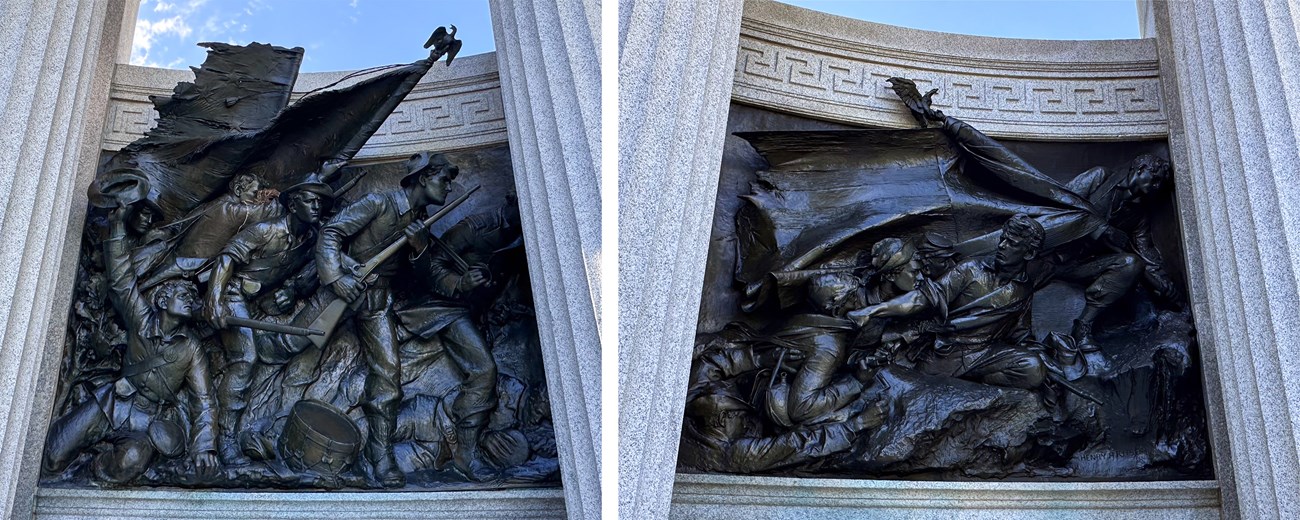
[732,0,1168,141]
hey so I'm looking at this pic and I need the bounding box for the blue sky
[130,1,1140,71]
[130,0,496,70]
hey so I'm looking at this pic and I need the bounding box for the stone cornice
[733,0,1168,141]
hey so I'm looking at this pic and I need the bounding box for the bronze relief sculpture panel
[680,80,1211,480]
[43,31,559,490]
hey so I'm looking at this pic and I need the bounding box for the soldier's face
[1123,167,1160,205]
[290,191,322,223]
[421,169,453,205]
[127,205,158,235]
[885,260,921,292]
[233,176,260,203]
[995,232,1034,272]
[160,289,197,319]
[715,410,747,440]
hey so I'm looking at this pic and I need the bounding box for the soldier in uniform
[850,214,1051,391]
[202,175,334,465]
[315,152,457,487]
[43,204,219,483]
[1055,154,1177,350]
[680,381,884,474]
[397,202,523,480]
[766,272,873,428]
[919,105,1178,351]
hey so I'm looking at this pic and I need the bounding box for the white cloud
[245,0,270,13]
[131,15,192,66]
[202,16,221,36]
[349,0,358,8]
[130,0,208,68]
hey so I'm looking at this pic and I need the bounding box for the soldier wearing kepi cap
[316,151,459,487]
[202,168,336,466]
[865,237,921,305]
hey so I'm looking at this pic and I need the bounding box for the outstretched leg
[1057,254,1142,352]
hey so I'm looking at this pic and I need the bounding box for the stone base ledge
[671,473,1221,519]
[34,486,566,519]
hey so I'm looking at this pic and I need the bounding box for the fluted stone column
[1155,1,1300,518]
[0,0,130,518]
[488,2,602,519]
[618,1,744,519]
[114,0,140,65]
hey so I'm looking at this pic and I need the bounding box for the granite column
[1156,1,1300,517]
[488,2,602,519]
[617,1,744,519]
[0,0,130,518]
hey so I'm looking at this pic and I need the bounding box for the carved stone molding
[670,474,1221,519]
[102,53,508,157]
[733,0,1168,141]
[35,487,566,519]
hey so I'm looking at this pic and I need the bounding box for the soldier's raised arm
[103,206,152,332]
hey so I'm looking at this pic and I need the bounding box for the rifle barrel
[357,185,481,279]
[227,316,324,337]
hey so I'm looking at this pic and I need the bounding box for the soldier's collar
[980,258,1030,285]
[143,318,194,342]
[391,189,413,216]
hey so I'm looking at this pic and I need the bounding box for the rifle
[226,316,323,336]
[307,186,480,347]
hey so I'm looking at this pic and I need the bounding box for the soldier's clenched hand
[404,221,430,253]
[194,450,220,479]
[457,266,490,293]
[332,274,366,303]
[272,287,295,313]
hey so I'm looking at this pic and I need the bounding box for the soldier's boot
[218,418,250,466]
[1070,320,1098,353]
[451,413,495,482]
[364,414,405,488]
[1071,307,1102,353]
